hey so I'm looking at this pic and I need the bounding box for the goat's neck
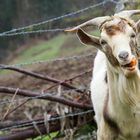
[107,60,140,116]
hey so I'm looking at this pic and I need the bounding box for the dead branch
[0,86,93,110]
[0,110,95,140]
[0,65,86,94]
[44,68,92,92]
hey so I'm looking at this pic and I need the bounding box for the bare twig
[43,68,92,92]
[66,68,92,81]
[44,112,51,138]
[0,65,86,94]
[2,88,19,120]
[2,99,29,119]
[24,111,42,136]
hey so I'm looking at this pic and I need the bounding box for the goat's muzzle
[121,57,137,72]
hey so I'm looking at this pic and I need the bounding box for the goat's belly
[90,51,108,124]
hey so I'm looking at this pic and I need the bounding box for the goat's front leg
[97,118,118,140]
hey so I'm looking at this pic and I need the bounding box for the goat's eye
[130,33,136,38]
[100,40,107,45]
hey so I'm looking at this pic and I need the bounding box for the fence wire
[0,110,94,131]
[0,28,66,37]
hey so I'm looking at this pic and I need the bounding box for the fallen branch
[0,110,95,140]
[0,65,86,94]
[0,86,93,110]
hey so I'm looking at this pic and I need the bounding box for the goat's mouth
[121,57,137,71]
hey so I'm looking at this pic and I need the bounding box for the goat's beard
[122,66,138,77]
[117,68,140,110]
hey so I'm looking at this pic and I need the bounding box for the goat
[66,10,140,140]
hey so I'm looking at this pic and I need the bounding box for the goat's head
[66,10,140,76]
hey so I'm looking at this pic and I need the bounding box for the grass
[11,34,67,64]
[31,132,59,140]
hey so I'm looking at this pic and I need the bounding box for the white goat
[66,10,140,140]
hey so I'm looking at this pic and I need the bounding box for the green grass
[33,132,59,140]
[11,34,68,64]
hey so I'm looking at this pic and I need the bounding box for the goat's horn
[115,10,140,18]
[65,16,109,32]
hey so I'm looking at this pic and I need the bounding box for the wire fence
[0,0,123,37]
[0,0,137,38]
[5,0,139,38]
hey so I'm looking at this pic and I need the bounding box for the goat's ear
[136,19,140,32]
[76,28,102,50]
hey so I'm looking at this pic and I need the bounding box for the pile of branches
[0,65,96,140]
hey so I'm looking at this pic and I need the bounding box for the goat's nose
[118,51,129,60]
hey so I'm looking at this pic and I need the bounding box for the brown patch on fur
[130,40,137,56]
[77,29,100,47]
[137,132,140,138]
[105,45,119,66]
[104,20,126,36]
[103,93,121,134]
[100,17,136,34]
[104,72,108,83]
[130,40,140,59]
